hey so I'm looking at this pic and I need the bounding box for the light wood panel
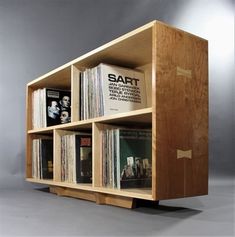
[26,87,33,177]
[27,108,152,134]
[94,193,134,208]
[94,187,152,200]
[26,135,32,178]
[50,186,135,208]
[183,33,208,197]
[53,130,67,182]
[28,66,71,90]
[51,186,96,202]
[154,22,208,200]
[26,178,152,200]
[136,63,152,107]
[26,86,33,130]
[151,23,157,200]
[71,65,81,122]
[92,123,105,188]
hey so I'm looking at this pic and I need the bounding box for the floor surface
[0,177,234,237]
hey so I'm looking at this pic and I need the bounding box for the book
[32,88,71,128]
[80,63,147,119]
[101,127,152,189]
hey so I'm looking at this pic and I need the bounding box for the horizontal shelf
[93,187,153,200]
[28,107,152,134]
[26,178,153,200]
[26,178,93,191]
[28,120,93,134]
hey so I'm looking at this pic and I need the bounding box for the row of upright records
[31,127,152,189]
[31,63,152,189]
[31,63,147,128]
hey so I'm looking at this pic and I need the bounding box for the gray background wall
[0,0,234,189]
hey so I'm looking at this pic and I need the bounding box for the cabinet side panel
[26,86,33,131]
[155,23,208,199]
[26,134,32,178]
[54,130,62,182]
[26,86,33,178]
[184,35,208,197]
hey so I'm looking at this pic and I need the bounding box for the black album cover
[46,89,71,126]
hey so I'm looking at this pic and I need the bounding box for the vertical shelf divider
[53,129,63,182]
[92,122,103,188]
[71,65,81,122]
[151,23,157,200]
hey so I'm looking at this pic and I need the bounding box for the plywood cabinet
[26,20,208,208]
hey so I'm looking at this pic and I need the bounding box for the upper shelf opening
[74,27,153,69]
[27,21,154,89]
[27,66,71,90]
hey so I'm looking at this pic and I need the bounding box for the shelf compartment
[93,121,152,197]
[26,134,54,180]
[91,110,152,191]
[73,22,153,69]
[27,66,71,90]
[54,129,92,185]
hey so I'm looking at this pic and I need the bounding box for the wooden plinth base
[49,186,135,209]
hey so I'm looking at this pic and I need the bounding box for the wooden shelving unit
[26,20,208,208]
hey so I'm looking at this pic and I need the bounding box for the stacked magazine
[80,63,147,120]
[101,127,152,189]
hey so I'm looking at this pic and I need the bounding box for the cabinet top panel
[27,20,207,87]
[27,21,155,87]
